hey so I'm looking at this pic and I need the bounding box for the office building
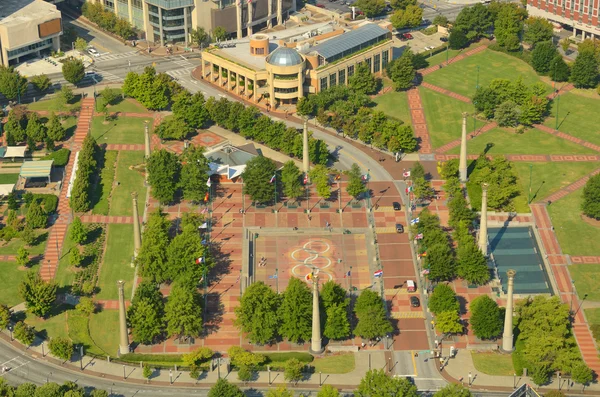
[199,23,394,107]
[86,0,295,45]
[527,0,600,39]
[0,0,62,67]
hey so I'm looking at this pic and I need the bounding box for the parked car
[410,296,420,307]
[316,3,326,7]
[393,201,401,211]
[440,36,448,42]
[87,48,100,57]
[403,33,413,40]
[395,223,404,233]
[424,46,435,51]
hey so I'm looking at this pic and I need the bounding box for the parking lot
[393,29,448,55]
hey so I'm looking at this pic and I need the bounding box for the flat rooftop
[0,0,59,27]
[215,41,281,71]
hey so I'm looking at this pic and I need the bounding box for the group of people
[258,256,268,267]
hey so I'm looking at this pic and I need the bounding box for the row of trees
[0,378,110,397]
[81,2,136,40]
[570,39,600,89]
[127,280,204,343]
[123,66,184,110]
[234,279,392,345]
[4,108,67,149]
[473,76,550,128]
[137,210,210,284]
[582,173,600,220]
[297,84,417,153]
[70,135,100,212]
[147,145,210,204]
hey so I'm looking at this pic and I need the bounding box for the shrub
[41,148,71,167]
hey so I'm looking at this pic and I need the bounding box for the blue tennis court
[488,226,552,295]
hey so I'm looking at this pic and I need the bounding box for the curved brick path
[40,97,95,281]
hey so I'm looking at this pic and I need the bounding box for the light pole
[555,94,560,130]
[169,369,173,384]
[446,43,449,63]
[46,372,52,384]
[122,365,126,379]
[527,163,533,204]
[8,325,12,341]
[476,65,480,90]
[319,371,322,386]
[513,372,516,388]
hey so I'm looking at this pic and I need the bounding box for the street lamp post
[527,163,533,204]
[8,326,12,341]
[555,94,560,130]
[122,365,126,379]
[476,65,480,90]
[513,372,517,388]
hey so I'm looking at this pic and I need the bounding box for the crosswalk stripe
[95,51,139,62]
[391,311,425,319]
[167,67,194,78]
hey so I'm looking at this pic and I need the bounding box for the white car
[87,48,100,57]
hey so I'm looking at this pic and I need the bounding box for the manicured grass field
[418,87,476,149]
[54,224,77,288]
[97,89,147,113]
[424,42,484,68]
[89,309,120,355]
[548,188,600,257]
[0,231,48,256]
[24,307,70,341]
[424,49,550,99]
[91,116,152,145]
[95,224,136,300]
[0,261,39,307]
[91,150,118,215]
[569,265,600,301]
[471,352,515,376]
[543,91,600,147]
[372,90,412,125]
[513,162,598,204]
[0,174,20,184]
[27,95,83,112]
[447,127,596,155]
[109,151,146,217]
[312,353,356,374]
[584,308,600,343]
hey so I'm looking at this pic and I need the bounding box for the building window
[365,57,372,72]
[320,77,328,91]
[7,38,53,58]
[255,47,265,55]
[338,69,346,85]
[275,87,298,93]
[348,65,354,77]
[330,73,337,87]
[373,54,380,73]
[382,50,389,69]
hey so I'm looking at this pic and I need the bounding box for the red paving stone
[420,82,472,103]
[80,215,139,224]
[407,88,432,154]
[570,256,600,264]
[40,97,95,281]
[534,124,600,153]
[543,168,600,204]
[418,42,488,76]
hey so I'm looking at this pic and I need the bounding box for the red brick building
[527,0,600,40]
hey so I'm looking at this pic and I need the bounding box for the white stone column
[184,7,189,47]
[502,270,516,352]
[478,183,489,256]
[144,122,151,158]
[248,1,254,36]
[459,112,468,183]
[582,30,587,40]
[309,273,324,354]
[158,7,164,46]
[277,0,283,25]
[128,0,134,25]
[297,71,303,102]
[268,0,273,28]
[132,192,141,258]
[117,281,130,355]
[236,0,243,39]
[303,118,310,180]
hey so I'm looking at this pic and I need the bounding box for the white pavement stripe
[0,357,20,366]
[95,51,139,62]
[167,67,194,78]
[0,360,30,377]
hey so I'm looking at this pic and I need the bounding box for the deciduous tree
[324,303,350,340]
[190,27,210,47]
[70,218,87,245]
[46,113,66,142]
[356,369,418,397]
[164,282,203,339]
[279,277,312,343]
[391,5,423,29]
[13,321,35,346]
[147,149,180,204]
[390,0,416,9]
[434,383,472,397]
[281,161,303,202]
[582,173,600,219]
[18,271,57,317]
[532,41,558,74]
[317,385,340,397]
[549,55,570,82]
[435,310,463,334]
[309,165,332,200]
[348,63,378,95]
[213,26,228,41]
[571,362,594,390]
[180,145,210,203]
[16,246,29,267]
[0,305,10,330]
[234,282,281,344]
[0,66,28,100]
[570,51,599,88]
[388,51,415,90]
[346,163,367,200]
[241,156,278,204]
[208,379,245,397]
[75,297,95,316]
[166,224,207,283]
[427,243,456,281]
[469,295,502,339]
[62,59,85,85]
[48,337,73,362]
[523,17,554,47]
[457,239,490,285]
[354,0,386,17]
[30,74,51,92]
[428,284,459,315]
[155,117,193,140]
[354,289,393,340]
[136,209,171,282]
[283,358,304,384]
[449,29,469,50]
[129,298,164,344]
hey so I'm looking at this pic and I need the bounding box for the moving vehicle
[410,296,420,307]
[87,48,100,57]
[395,223,404,233]
[393,201,401,211]
[407,280,416,292]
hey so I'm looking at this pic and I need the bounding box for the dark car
[410,296,420,307]
[440,36,448,42]
[393,201,401,211]
[395,223,404,233]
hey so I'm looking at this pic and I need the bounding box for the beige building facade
[0,0,62,67]
[199,23,393,108]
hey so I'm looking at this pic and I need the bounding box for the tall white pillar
[478,183,489,256]
[303,118,310,180]
[502,270,516,352]
[268,0,273,28]
[158,7,164,46]
[309,273,324,354]
[183,7,189,46]
[459,112,468,183]
[236,0,243,39]
[247,1,254,36]
[117,281,130,355]
[132,192,141,258]
[277,0,283,25]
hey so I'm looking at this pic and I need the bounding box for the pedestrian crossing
[167,67,194,79]
[0,355,30,377]
[391,311,425,319]
[173,55,193,68]
[95,50,140,62]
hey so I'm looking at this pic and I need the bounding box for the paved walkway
[435,122,497,154]
[571,256,600,264]
[40,97,95,281]
[421,82,472,103]
[407,87,433,154]
[535,124,600,153]
[435,153,600,162]
[418,43,488,77]
[105,144,145,151]
[543,168,600,203]
[80,215,138,224]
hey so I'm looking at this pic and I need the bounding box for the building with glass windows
[86,0,295,45]
[0,0,62,67]
[199,23,393,108]
[527,0,600,39]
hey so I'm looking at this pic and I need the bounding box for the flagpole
[274,174,277,207]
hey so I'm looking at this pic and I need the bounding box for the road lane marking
[411,350,418,377]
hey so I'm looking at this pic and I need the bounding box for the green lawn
[24,307,70,341]
[418,87,476,149]
[91,116,152,145]
[471,352,515,376]
[543,91,600,147]
[109,151,146,217]
[424,42,484,68]
[312,353,356,374]
[0,174,20,184]
[97,89,147,113]
[88,309,120,356]
[447,127,597,155]
[424,49,550,99]
[62,116,78,141]
[584,308,600,343]
[513,162,599,204]
[91,150,118,215]
[548,188,600,257]
[27,95,83,112]
[569,265,600,302]
[372,90,412,125]
[54,224,78,289]
[0,261,39,307]
[95,224,136,300]
[0,231,49,256]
